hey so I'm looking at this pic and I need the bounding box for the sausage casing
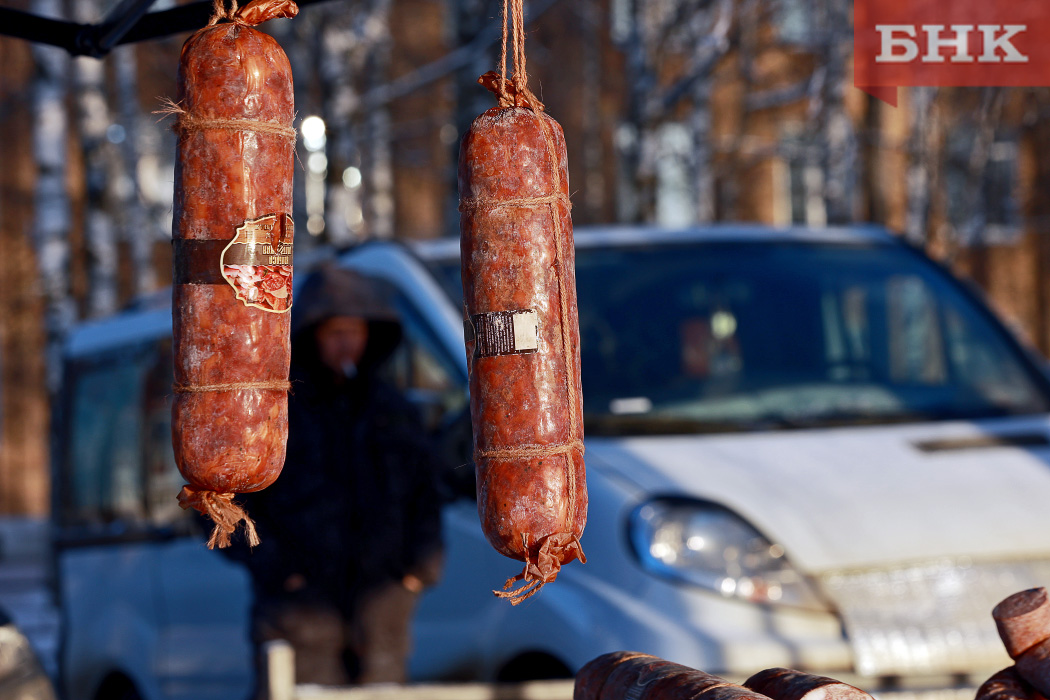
[459,77,587,602]
[170,0,298,546]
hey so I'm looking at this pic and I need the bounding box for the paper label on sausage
[468,309,539,357]
[221,213,294,313]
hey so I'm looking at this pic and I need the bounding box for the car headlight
[627,497,829,611]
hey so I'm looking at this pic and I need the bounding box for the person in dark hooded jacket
[233,263,446,687]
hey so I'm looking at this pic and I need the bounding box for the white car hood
[589,415,1050,573]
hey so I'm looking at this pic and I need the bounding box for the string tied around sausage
[495,532,587,606]
[208,0,240,24]
[154,99,298,143]
[178,485,260,549]
[173,380,292,394]
[490,0,544,111]
[458,190,569,215]
[475,439,584,462]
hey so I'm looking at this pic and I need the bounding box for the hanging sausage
[168,0,298,548]
[459,0,587,604]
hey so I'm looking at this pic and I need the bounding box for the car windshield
[427,239,1050,434]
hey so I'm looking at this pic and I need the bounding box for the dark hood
[292,262,403,373]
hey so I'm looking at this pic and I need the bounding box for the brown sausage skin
[459,100,587,593]
[172,4,295,495]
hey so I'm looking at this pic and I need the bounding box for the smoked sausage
[459,73,586,603]
[170,0,298,548]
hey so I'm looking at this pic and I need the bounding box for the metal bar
[95,0,161,54]
[0,8,84,52]
[108,0,340,49]
[0,0,341,56]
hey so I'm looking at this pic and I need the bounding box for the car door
[140,341,255,700]
[56,333,253,700]
[56,339,169,700]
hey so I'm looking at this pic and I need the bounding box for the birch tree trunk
[905,87,935,246]
[315,6,356,243]
[958,89,1005,251]
[317,0,395,243]
[72,0,121,318]
[616,0,656,223]
[361,1,394,240]
[113,44,156,298]
[30,0,75,392]
[575,0,605,221]
[616,0,735,224]
[318,4,361,246]
[446,0,502,234]
[818,0,857,225]
[691,80,716,224]
[269,11,315,253]
[688,0,733,223]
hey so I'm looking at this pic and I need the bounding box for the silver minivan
[53,225,1050,699]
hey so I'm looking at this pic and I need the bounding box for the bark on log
[994,588,1050,659]
[744,668,873,700]
[574,651,772,700]
[1017,638,1050,698]
[977,667,1048,700]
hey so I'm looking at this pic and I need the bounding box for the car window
[141,340,189,528]
[60,339,194,533]
[381,293,469,434]
[578,242,1050,432]
[62,346,152,530]
[427,240,1050,433]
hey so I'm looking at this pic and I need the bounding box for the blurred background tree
[0,0,1047,514]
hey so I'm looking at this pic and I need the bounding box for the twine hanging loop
[489,0,543,111]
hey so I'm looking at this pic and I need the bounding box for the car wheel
[95,674,143,700]
[497,651,572,682]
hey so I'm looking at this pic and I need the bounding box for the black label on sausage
[467,309,539,358]
[173,239,229,285]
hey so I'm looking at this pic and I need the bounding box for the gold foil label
[221,213,294,313]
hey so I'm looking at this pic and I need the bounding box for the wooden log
[595,652,677,700]
[646,673,769,700]
[744,668,873,700]
[994,588,1050,659]
[573,651,772,700]
[574,651,654,700]
[976,667,1048,700]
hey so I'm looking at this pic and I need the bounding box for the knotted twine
[179,486,260,549]
[463,0,586,605]
[157,99,297,143]
[208,0,241,25]
[154,0,298,144]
